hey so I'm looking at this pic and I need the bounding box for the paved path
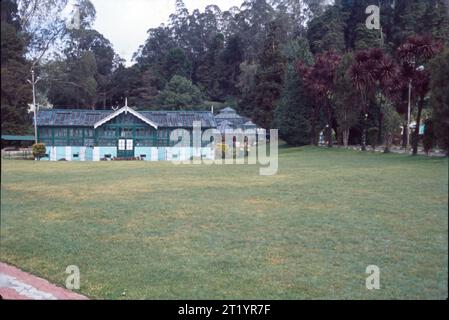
[0,262,88,300]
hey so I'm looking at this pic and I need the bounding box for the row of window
[39,127,165,139]
[38,127,211,147]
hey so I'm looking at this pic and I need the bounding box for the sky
[90,0,244,66]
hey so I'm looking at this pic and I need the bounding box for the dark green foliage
[333,53,361,147]
[164,48,192,80]
[307,4,346,54]
[429,48,449,153]
[248,21,286,129]
[367,127,380,151]
[381,103,403,153]
[1,0,32,134]
[155,75,202,110]
[274,64,311,146]
[422,119,436,155]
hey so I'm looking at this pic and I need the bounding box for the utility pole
[28,67,41,144]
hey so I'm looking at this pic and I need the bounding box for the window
[39,127,52,137]
[118,139,126,150]
[135,139,153,147]
[126,139,133,150]
[84,138,94,147]
[98,139,116,147]
[54,128,67,137]
[69,128,83,137]
[69,139,83,146]
[120,128,132,138]
[85,129,94,137]
[40,138,52,146]
[54,139,66,146]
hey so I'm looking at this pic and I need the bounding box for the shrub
[381,104,402,153]
[215,143,229,159]
[367,127,379,151]
[32,143,46,160]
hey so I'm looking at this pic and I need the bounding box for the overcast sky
[90,0,243,66]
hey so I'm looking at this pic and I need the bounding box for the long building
[36,105,217,161]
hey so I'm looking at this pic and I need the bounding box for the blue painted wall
[71,147,81,161]
[135,147,151,160]
[85,147,93,161]
[99,147,117,159]
[158,147,166,161]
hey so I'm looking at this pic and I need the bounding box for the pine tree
[1,0,32,134]
[250,21,286,129]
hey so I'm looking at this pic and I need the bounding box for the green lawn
[1,148,447,299]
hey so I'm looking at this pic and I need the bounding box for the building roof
[213,106,259,132]
[221,107,236,113]
[36,108,217,128]
[1,135,35,141]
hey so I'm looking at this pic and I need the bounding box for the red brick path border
[0,262,88,300]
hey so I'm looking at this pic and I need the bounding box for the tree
[196,34,226,100]
[155,75,202,110]
[274,38,314,146]
[1,0,31,134]
[429,48,449,154]
[32,143,46,160]
[45,50,98,109]
[299,50,341,147]
[220,35,244,98]
[307,3,346,54]
[250,20,286,129]
[350,48,397,150]
[333,52,361,147]
[164,48,192,80]
[422,119,436,155]
[397,35,442,155]
[381,103,403,153]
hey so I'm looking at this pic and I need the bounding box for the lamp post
[27,68,41,144]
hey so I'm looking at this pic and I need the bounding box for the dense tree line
[1,0,448,152]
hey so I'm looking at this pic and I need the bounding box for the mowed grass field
[1,148,447,299]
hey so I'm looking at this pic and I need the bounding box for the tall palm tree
[350,48,396,151]
[397,35,442,155]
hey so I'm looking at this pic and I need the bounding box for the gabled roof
[36,108,217,128]
[94,106,158,129]
[221,107,236,113]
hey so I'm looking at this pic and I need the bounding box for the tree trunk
[384,135,392,153]
[412,97,424,156]
[402,122,408,149]
[361,113,367,151]
[343,128,349,148]
[310,106,319,146]
[326,104,333,148]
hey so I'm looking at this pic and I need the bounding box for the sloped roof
[36,109,217,128]
[221,107,236,113]
[94,106,158,129]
